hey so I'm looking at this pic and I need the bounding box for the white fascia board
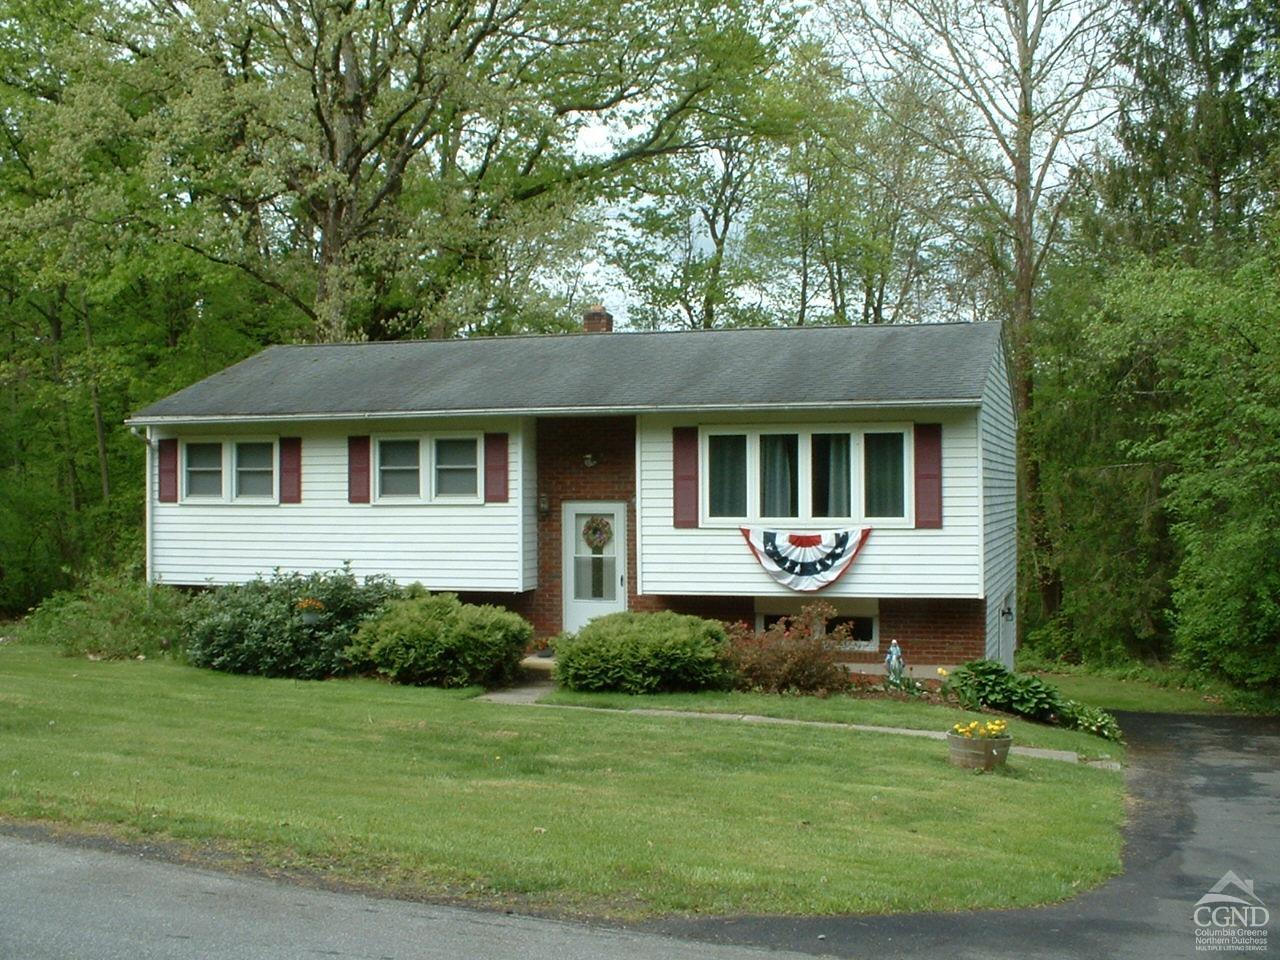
[125,398,983,428]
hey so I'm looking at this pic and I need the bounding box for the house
[126,309,1018,668]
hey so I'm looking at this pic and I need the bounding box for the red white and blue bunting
[740,528,872,592]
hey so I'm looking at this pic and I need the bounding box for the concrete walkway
[477,674,1115,767]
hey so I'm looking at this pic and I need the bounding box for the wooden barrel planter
[947,734,1012,770]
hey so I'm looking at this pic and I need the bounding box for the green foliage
[1055,700,1124,742]
[724,603,851,694]
[17,572,188,660]
[554,612,733,694]
[184,569,401,680]
[948,659,1122,740]
[347,594,532,688]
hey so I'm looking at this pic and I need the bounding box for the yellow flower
[937,667,949,677]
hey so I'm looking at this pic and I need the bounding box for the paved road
[0,834,823,960]
[1,713,1275,960]
[647,712,1280,959]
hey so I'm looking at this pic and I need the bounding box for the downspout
[130,426,154,585]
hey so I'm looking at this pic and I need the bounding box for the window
[699,426,908,525]
[234,442,274,498]
[864,432,905,517]
[759,434,799,517]
[708,434,747,517]
[811,433,851,517]
[829,615,876,652]
[378,439,420,497]
[434,438,478,497]
[754,600,879,653]
[185,442,223,498]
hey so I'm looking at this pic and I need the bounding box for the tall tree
[119,0,791,340]
[1089,0,1280,255]
[833,0,1120,619]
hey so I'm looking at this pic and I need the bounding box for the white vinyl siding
[521,418,538,590]
[151,418,526,591]
[638,411,983,598]
[980,352,1018,664]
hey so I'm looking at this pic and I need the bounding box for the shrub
[1056,699,1124,742]
[18,572,189,659]
[948,658,1123,740]
[725,603,851,694]
[347,594,532,687]
[554,612,732,694]
[185,567,401,679]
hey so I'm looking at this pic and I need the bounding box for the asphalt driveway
[1,713,1276,959]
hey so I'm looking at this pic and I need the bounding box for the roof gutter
[125,398,984,428]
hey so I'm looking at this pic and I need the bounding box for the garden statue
[885,639,905,685]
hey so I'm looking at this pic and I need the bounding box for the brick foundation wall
[846,597,987,665]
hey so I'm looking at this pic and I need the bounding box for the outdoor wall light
[582,453,600,468]
[537,493,550,519]
[1000,605,1014,621]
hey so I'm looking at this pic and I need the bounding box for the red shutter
[348,436,370,503]
[672,426,699,529]
[279,437,302,504]
[484,433,509,503]
[158,438,178,503]
[914,423,943,529]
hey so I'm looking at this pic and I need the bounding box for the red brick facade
[840,598,987,665]
[457,415,989,662]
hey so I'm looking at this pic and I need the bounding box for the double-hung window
[234,442,275,498]
[182,439,277,502]
[702,426,909,524]
[433,438,478,497]
[377,440,421,498]
[375,434,481,502]
[184,442,223,498]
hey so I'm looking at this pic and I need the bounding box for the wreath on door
[582,515,613,552]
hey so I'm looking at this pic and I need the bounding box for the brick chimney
[583,304,613,333]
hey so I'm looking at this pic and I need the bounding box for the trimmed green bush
[185,568,401,679]
[554,612,732,694]
[18,572,189,659]
[347,594,532,687]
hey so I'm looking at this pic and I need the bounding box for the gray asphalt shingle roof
[128,322,1005,423]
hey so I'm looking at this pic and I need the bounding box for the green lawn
[542,688,1126,762]
[1030,672,1246,714]
[0,643,1124,918]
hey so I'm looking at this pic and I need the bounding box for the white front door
[562,501,627,634]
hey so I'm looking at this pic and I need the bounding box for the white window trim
[698,424,914,528]
[372,432,484,505]
[430,432,484,503]
[180,437,280,505]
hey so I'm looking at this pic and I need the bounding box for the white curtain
[819,433,851,517]
[760,434,798,517]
